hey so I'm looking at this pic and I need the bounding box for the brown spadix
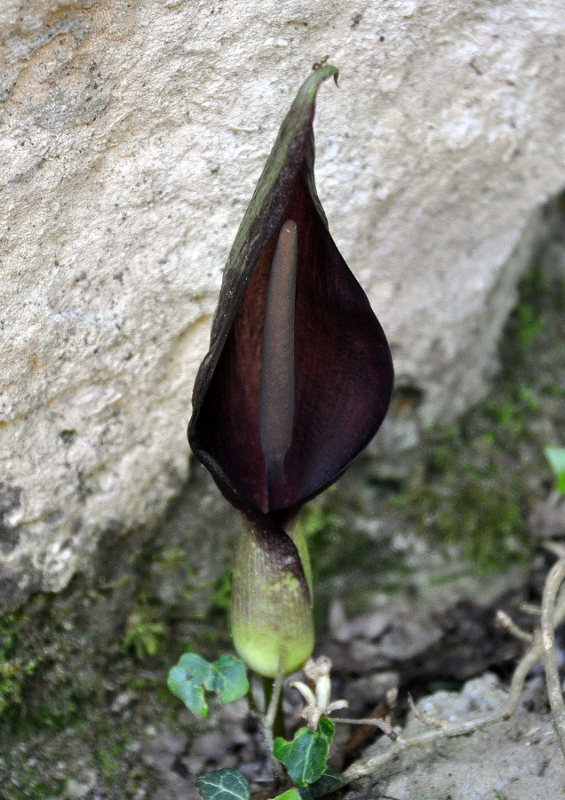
[260,219,298,512]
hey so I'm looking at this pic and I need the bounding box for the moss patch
[390,253,564,575]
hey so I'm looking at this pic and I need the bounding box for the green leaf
[210,654,249,703]
[167,652,248,717]
[269,790,302,800]
[273,718,335,787]
[167,664,208,717]
[196,769,250,800]
[545,446,565,494]
[297,764,344,800]
[179,652,215,684]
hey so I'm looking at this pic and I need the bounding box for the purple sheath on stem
[260,219,298,511]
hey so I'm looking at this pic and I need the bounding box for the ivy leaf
[273,718,335,787]
[211,654,250,703]
[167,666,206,716]
[196,769,250,800]
[297,763,344,799]
[270,790,302,800]
[545,446,565,494]
[167,653,248,717]
[178,652,215,684]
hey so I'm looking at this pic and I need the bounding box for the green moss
[0,611,42,717]
[1,769,66,800]
[305,494,412,622]
[390,259,565,575]
[95,741,122,779]
[504,261,548,360]
[300,501,340,538]
[209,568,233,614]
[0,469,237,797]
[395,459,529,576]
[122,599,168,660]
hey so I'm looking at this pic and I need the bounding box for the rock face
[347,674,565,800]
[1,0,564,609]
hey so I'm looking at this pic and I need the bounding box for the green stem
[263,675,286,740]
[250,649,287,785]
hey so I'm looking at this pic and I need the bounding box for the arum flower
[188,65,393,678]
[290,656,349,731]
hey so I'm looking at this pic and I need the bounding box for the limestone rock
[1,0,564,608]
[350,674,565,800]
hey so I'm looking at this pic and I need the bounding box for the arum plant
[188,64,393,688]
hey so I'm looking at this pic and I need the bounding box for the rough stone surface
[1,0,565,607]
[348,673,565,800]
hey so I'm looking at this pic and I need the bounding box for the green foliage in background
[545,446,565,494]
[0,612,41,717]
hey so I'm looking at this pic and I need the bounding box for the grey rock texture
[351,673,565,800]
[1,0,565,607]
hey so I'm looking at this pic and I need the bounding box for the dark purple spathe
[188,65,394,529]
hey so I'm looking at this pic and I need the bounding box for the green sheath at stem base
[231,517,314,678]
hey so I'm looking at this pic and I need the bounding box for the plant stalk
[263,675,286,740]
[252,653,287,784]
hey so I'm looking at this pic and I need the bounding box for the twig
[332,716,397,740]
[495,609,533,643]
[518,601,541,616]
[540,558,565,758]
[542,541,565,559]
[342,689,399,761]
[343,568,565,783]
